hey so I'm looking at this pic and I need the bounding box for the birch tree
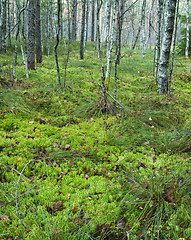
[0,0,7,52]
[185,0,189,58]
[106,0,116,78]
[157,0,177,94]
[97,0,107,112]
[27,0,36,70]
[141,0,146,58]
[155,0,164,78]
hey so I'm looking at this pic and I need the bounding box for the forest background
[0,0,191,239]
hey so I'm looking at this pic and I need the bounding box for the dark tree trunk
[91,0,95,41]
[80,0,86,59]
[28,0,36,70]
[36,0,42,63]
[54,0,61,87]
[115,0,125,65]
[71,0,77,41]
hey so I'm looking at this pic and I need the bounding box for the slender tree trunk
[47,0,53,55]
[155,0,163,79]
[67,0,71,40]
[7,0,11,48]
[85,0,89,41]
[0,0,7,52]
[36,0,42,63]
[157,0,177,94]
[168,0,179,95]
[27,0,36,70]
[60,0,63,38]
[106,0,116,78]
[54,0,61,88]
[97,0,107,112]
[141,0,146,58]
[91,0,95,41]
[71,0,77,41]
[80,0,86,59]
[185,0,189,58]
[115,0,125,65]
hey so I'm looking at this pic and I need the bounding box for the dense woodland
[0,0,191,239]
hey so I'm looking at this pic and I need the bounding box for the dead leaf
[17,157,22,162]
[72,206,78,213]
[0,215,10,221]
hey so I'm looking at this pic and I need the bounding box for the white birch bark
[185,0,189,58]
[106,0,116,78]
[0,0,6,52]
[155,0,163,78]
[157,0,177,94]
[141,0,146,58]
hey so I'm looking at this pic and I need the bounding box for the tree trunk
[168,0,179,95]
[60,0,63,38]
[91,0,95,41]
[157,0,177,94]
[67,0,71,40]
[106,0,116,78]
[85,0,89,42]
[141,0,146,58]
[7,0,11,48]
[27,0,36,70]
[97,0,107,112]
[185,0,189,58]
[36,0,42,63]
[0,0,7,52]
[54,0,61,88]
[71,0,77,41]
[115,0,125,65]
[155,0,164,79]
[80,0,86,59]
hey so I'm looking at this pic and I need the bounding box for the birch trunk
[67,0,71,40]
[141,0,146,59]
[157,0,177,94]
[185,0,189,58]
[155,0,163,79]
[97,0,107,113]
[7,0,11,48]
[91,0,95,41]
[0,0,6,52]
[106,0,116,78]
[27,0,36,70]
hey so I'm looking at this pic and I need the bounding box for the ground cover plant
[0,42,191,239]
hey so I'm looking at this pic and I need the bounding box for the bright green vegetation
[0,42,191,239]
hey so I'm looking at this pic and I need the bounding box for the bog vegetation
[0,42,191,239]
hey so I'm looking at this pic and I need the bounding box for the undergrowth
[0,43,191,239]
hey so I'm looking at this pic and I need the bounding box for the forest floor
[0,42,191,239]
